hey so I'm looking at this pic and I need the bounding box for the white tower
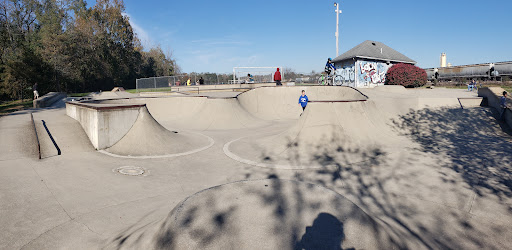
[440,53,447,68]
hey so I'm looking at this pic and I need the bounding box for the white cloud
[122,12,151,49]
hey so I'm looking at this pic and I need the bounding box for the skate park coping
[66,101,148,149]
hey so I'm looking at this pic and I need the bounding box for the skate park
[1,83,511,249]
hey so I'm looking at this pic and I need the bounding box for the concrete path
[1,86,511,249]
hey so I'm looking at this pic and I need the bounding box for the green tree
[140,46,177,77]
[0,0,180,99]
[0,0,40,99]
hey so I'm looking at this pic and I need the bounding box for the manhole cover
[115,166,146,176]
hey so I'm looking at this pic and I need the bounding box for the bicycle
[317,74,343,86]
[318,60,344,85]
[317,74,332,85]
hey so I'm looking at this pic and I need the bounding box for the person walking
[33,82,39,100]
[274,68,282,86]
[499,91,508,120]
[299,90,309,115]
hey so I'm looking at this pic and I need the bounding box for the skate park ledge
[33,92,67,108]
[66,101,146,150]
[478,87,512,127]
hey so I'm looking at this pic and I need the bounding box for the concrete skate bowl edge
[94,96,270,131]
[104,179,407,250]
[237,86,368,120]
[66,102,213,158]
[223,99,409,170]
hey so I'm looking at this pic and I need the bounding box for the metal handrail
[30,112,41,160]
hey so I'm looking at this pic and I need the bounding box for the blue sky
[90,0,512,74]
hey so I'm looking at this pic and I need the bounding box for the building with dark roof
[331,40,416,87]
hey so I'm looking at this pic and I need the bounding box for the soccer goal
[232,67,283,84]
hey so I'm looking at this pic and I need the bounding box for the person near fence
[187,78,191,86]
[499,91,508,120]
[33,82,39,100]
[274,68,282,86]
[199,77,204,85]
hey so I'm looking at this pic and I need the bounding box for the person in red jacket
[274,68,282,86]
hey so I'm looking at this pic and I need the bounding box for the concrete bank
[33,92,67,108]
[478,87,512,127]
[66,102,144,149]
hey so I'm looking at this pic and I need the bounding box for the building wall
[334,59,391,88]
[356,60,390,87]
[333,61,356,87]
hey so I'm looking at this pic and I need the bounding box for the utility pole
[334,2,342,57]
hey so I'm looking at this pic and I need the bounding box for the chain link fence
[136,73,234,92]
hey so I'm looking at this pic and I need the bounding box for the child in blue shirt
[299,90,309,113]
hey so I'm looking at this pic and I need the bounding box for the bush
[385,63,427,88]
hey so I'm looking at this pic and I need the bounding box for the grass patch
[0,99,33,116]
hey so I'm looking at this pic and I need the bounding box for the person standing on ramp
[299,90,309,115]
[500,91,508,120]
[274,68,282,86]
[33,82,39,100]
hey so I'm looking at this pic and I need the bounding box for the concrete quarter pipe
[103,106,213,158]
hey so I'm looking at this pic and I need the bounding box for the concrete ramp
[87,91,137,100]
[479,87,512,127]
[158,98,268,130]
[105,179,406,249]
[225,100,409,169]
[372,85,408,93]
[237,86,367,120]
[96,87,368,130]
[66,102,213,157]
[104,106,212,157]
[458,97,484,108]
[98,96,268,131]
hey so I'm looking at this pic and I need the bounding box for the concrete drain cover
[115,166,146,176]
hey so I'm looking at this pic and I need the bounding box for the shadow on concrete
[294,212,348,250]
[106,106,511,249]
[392,107,512,198]
[235,107,511,249]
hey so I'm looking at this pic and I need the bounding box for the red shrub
[385,63,427,88]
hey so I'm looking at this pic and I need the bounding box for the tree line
[0,0,178,100]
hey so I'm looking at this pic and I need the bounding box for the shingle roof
[332,40,416,64]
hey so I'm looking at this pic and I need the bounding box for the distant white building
[332,40,417,88]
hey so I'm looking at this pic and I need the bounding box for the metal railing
[30,112,41,160]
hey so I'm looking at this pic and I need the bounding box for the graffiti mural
[357,60,389,85]
[333,65,355,86]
